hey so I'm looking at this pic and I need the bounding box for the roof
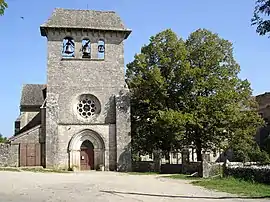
[20,84,46,107]
[40,8,132,37]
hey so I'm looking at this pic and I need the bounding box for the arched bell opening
[97,39,105,59]
[81,38,91,58]
[62,37,75,58]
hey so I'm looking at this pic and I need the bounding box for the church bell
[82,44,91,57]
[64,41,74,54]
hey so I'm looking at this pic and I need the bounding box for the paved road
[0,171,269,202]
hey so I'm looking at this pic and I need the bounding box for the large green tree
[252,0,270,36]
[0,0,7,16]
[184,29,263,160]
[126,30,190,158]
[127,29,264,161]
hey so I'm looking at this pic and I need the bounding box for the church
[5,8,132,171]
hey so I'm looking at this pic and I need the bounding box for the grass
[20,167,70,173]
[163,174,202,180]
[0,167,21,172]
[0,167,70,173]
[164,174,270,197]
[191,177,270,197]
[127,172,160,175]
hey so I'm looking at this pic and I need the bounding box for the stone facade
[41,8,132,171]
[0,143,19,167]
[10,125,41,144]
[1,8,132,171]
[255,92,270,148]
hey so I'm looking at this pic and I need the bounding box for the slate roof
[40,8,132,37]
[20,84,46,107]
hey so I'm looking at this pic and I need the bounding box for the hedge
[225,166,270,184]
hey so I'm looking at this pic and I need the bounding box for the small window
[62,37,75,58]
[98,39,105,59]
[81,39,91,58]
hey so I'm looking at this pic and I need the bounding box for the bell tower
[40,8,132,171]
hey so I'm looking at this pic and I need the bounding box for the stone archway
[68,129,105,170]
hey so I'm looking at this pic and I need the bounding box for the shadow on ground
[100,190,270,200]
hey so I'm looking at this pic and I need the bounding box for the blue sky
[0,0,269,137]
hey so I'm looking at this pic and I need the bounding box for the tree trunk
[196,141,202,161]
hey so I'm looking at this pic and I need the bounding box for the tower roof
[40,8,131,38]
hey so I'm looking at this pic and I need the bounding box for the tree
[0,133,7,143]
[184,29,264,160]
[127,30,190,158]
[252,0,270,36]
[0,0,7,16]
[127,29,264,161]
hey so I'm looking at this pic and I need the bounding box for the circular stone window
[76,94,101,118]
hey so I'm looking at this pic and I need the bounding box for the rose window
[76,94,101,118]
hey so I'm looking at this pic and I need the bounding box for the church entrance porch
[80,140,94,170]
[68,129,105,171]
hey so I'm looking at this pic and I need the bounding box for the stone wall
[225,165,270,184]
[42,10,131,171]
[132,161,155,172]
[10,125,40,144]
[116,89,132,171]
[0,143,19,167]
[56,124,116,170]
[160,164,182,174]
[19,111,40,130]
[182,162,201,174]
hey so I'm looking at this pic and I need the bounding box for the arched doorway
[80,140,94,170]
[68,129,105,171]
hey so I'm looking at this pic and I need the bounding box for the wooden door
[19,143,41,167]
[80,148,94,170]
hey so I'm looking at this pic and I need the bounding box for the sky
[0,0,269,137]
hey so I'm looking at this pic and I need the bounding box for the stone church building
[0,8,132,171]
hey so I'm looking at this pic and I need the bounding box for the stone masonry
[40,8,132,171]
[0,143,19,167]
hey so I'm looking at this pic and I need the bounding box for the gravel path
[0,171,269,202]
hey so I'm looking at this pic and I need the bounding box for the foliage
[252,0,270,36]
[0,0,7,16]
[192,176,270,197]
[225,167,270,185]
[127,29,189,155]
[231,138,270,163]
[127,172,159,175]
[0,133,7,143]
[164,174,201,180]
[126,28,264,161]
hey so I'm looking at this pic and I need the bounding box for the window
[62,37,75,58]
[81,39,91,58]
[76,94,101,119]
[97,39,105,59]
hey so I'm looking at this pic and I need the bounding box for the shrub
[225,166,270,184]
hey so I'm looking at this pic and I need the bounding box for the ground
[0,171,269,202]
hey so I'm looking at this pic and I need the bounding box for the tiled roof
[40,8,131,36]
[20,84,46,107]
